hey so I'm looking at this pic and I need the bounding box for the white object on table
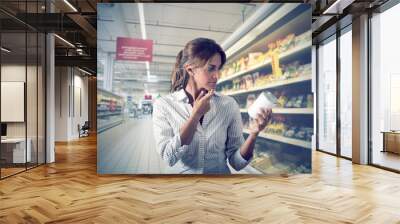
[1,138,31,163]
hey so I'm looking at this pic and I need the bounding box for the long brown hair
[170,38,226,92]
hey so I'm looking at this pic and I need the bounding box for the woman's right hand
[191,89,214,121]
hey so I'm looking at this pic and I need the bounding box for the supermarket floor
[97,115,168,174]
[1,135,400,223]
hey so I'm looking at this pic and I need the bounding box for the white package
[247,92,277,119]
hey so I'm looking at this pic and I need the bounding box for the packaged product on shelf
[285,96,296,108]
[295,31,311,46]
[239,77,246,90]
[294,128,306,140]
[266,42,283,79]
[248,91,277,119]
[287,61,301,78]
[251,72,260,84]
[251,152,272,171]
[254,73,274,87]
[237,57,248,72]
[234,61,241,73]
[283,126,297,138]
[264,121,287,136]
[302,95,307,108]
[219,69,227,79]
[244,74,254,89]
[298,63,311,76]
[304,127,313,141]
[294,95,304,108]
[240,56,249,71]
[248,52,263,67]
[227,64,235,76]
[278,33,295,52]
[277,95,288,107]
[306,94,313,108]
[232,78,240,91]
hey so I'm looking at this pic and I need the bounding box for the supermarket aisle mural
[217,5,313,174]
[97,3,312,175]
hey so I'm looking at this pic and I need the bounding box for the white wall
[55,67,89,141]
[55,67,69,141]
[1,63,46,163]
[71,73,89,138]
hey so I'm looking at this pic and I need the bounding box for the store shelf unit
[223,74,311,96]
[243,129,311,149]
[97,88,125,133]
[217,4,313,174]
[218,41,311,84]
[240,108,313,114]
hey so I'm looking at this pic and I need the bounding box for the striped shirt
[152,89,252,174]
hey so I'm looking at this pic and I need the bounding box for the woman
[153,38,271,174]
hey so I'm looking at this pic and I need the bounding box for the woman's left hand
[248,108,272,135]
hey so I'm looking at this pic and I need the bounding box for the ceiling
[97,3,261,96]
[0,0,97,72]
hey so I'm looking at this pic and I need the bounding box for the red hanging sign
[116,37,153,62]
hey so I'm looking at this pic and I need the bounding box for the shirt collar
[174,89,221,103]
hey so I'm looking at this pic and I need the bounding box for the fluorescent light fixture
[54,34,75,48]
[63,0,78,12]
[138,3,147,39]
[78,67,92,76]
[323,0,341,14]
[323,0,354,15]
[1,47,11,53]
[138,3,151,78]
[146,61,150,78]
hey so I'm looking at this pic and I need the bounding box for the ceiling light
[63,0,78,12]
[138,3,147,39]
[146,62,150,78]
[1,47,11,53]
[138,3,151,78]
[322,0,354,15]
[54,34,75,48]
[78,67,92,76]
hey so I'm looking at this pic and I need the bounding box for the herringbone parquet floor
[1,135,400,223]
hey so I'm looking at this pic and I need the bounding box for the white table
[1,138,31,163]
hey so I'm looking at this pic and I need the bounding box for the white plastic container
[247,91,277,119]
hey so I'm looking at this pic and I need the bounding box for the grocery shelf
[217,42,311,84]
[243,129,311,149]
[98,119,124,133]
[217,4,312,174]
[239,108,313,114]
[97,112,123,118]
[224,74,311,96]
